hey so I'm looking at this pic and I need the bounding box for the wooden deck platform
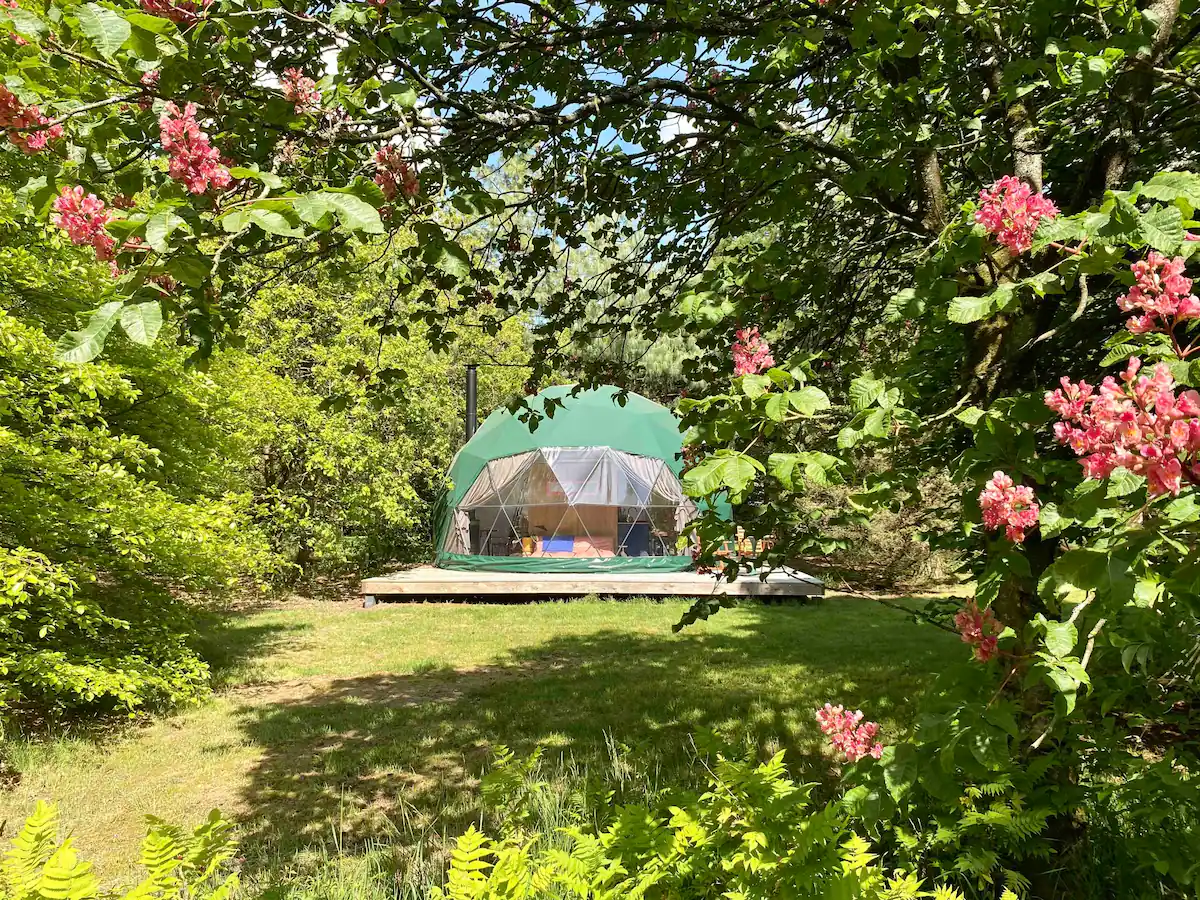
[359,565,824,603]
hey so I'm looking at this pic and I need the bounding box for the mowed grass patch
[0,596,960,885]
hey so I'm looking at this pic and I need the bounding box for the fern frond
[445,826,494,900]
[33,842,97,900]
[186,810,239,882]
[883,869,924,898]
[1003,867,1031,897]
[2,801,61,899]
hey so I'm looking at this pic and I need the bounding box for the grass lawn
[0,596,961,888]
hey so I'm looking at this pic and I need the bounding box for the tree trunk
[1097,0,1181,191]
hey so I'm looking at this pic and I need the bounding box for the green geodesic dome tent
[434,384,718,573]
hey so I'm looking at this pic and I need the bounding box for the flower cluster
[281,68,321,114]
[815,704,884,763]
[51,186,116,266]
[373,145,419,200]
[159,102,232,195]
[979,471,1040,543]
[0,86,63,154]
[732,326,775,376]
[954,599,1003,662]
[1046,357,1200,496]
[974,175,1059,255]
[1117,252,1200,337]
[140,0,211,25]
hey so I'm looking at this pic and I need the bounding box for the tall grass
[250,733,667,900]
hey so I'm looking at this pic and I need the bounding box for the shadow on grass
[193,610,311,691]
[229,599,960,872]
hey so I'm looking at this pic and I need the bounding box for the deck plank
[359,566,823,599]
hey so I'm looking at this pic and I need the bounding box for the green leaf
[384,82,419,109]
[1099,195,1142,243]
[764,392,789,422]
[955,406,985,426]
[1163,493,1200,524]
[1042,619,1077,659]
[166,253,211,287]
[789,385,830,416]
[678,289,735,326]
[882,744,917,801]
[144,210,185,252]
[740,373,771,399]
[1105,466,1145,499]
[1038,503,1073,539]
[55,302,123,363]
[1140,171,1200,208]
[1023,270,1062,297]
[682,454,758,499]
[433,240,471,280]
[1031,213,1086,251]
[837,425,862,449]
[76,3,131,60]
[292,194,334,230]
[247,207,305,238]
[767,452,801,489]
[849,375,885,411]
[884,287,921,322]
[329,3,356,25]
[16,175,56,214]
[320,192,384,234]
[124,10,176,32]
[0,4,47,37]
[949,284,1014,324]
[1139,203,1184,253]
[863,407,888,437]
[119,301,163,345]
[295,191,383,234]
[228,166,284,190]
[966,728,1007,769]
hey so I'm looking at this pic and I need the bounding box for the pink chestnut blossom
[815,704,884,763]
[373,145,419,200]
[51,186,116,265]
[281,68,321,114]
[979,471,1040,543]
[0,86,63,153]
[733,326,775,377]
[140,0,211,25]
[1117,252,1200,336]
[974,175,1059,255]
[954,599,1002,662]
[159,102,232,195]
[1046,357,1200,497]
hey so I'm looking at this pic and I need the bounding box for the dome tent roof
[444,384,685,509]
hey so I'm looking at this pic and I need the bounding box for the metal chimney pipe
[465,364,478,442]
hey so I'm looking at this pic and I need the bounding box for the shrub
[0,292,265,716]
[0,549,209,713]
[437,749,969,900]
